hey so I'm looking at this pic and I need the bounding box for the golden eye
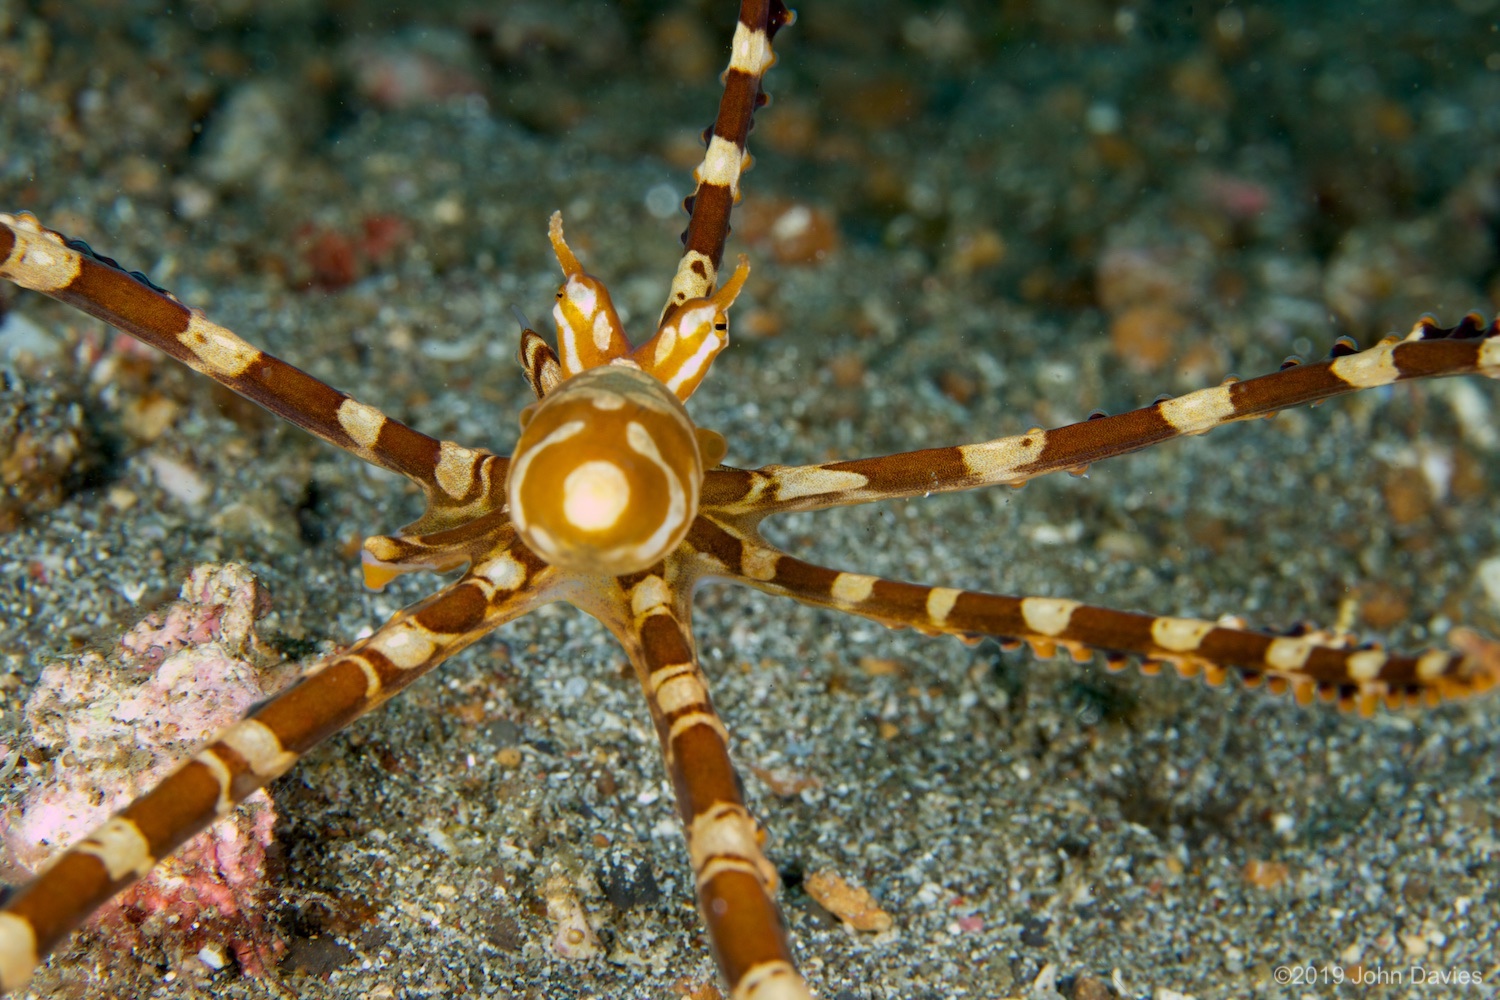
[505,365,704,575]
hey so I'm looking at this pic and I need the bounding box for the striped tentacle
[666,0,794,313]
[703,317,1500,518]
[361,511,517,591]
[684,515,1500,715]
[0,542,555,995]
[518,326,563,400]
[603,570,811,1000]
[0,213,506,534]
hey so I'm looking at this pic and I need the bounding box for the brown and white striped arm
[518,326,563,400]
[703,318,1500,519]
[599,570,811,1000]
[0,213,507,534]
[360,508,516,591]
[683,515,1500,715]
[666,0,794,313]
[0,541,557,995]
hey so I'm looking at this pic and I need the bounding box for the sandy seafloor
[1,1,1498,998]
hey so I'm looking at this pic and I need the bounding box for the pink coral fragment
[4,563,297,979]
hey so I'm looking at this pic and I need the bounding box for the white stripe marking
[664,331,724,397]
[1416,650,1451,682]
[736,960,811,1000]
[1265,637,1313,672]
[0,912,38,993]
[1331,343,1401,388]
[371,622,438,670]
[618,421,689,562]
[1150,616,1214,652]
[699,135,746,190]
[337,398,387,449]
[926,587,960,626]
[771,467,869,501]
[591,311,614,352]
[220,719,298,780]
[184,316,259,377]
[1346,649,1388,682]
[76,817,155,881]
[1,217,82,292]
[958,432,1048,481]
[656,673,709,716]
[479,551,527,591]
[195,747,236,815]
[741,545,779,581]
[1478,336,1500,373]
[1020,597,1081,637]
[508,419,586,532]
[649,661,698,694]
[653,319,682,367]
[698,855,770,890]
[631,576,672,617]
[728,21,774,76]
[830,573,875,604]
[434,441,479,499]
[350,654,384,699]
[688,804,776,888]
[668,250,717,305]
[1158,385,1235,435]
